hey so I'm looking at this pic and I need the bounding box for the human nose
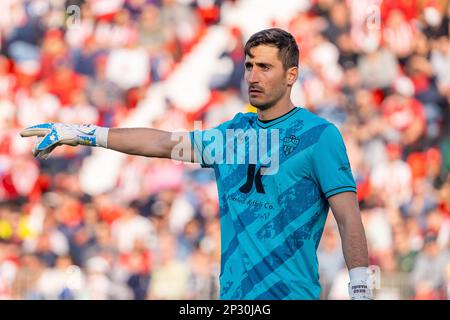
[245,68,259,84]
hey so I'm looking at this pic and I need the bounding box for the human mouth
[249,88,263,96]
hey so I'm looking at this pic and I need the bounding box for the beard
[249,89,285,111]
[250,99,272,111]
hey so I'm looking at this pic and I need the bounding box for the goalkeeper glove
[20,123,109,159]
[348,267,373,300]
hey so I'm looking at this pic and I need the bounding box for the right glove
[20,123,109,159]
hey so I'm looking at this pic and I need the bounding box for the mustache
[249,86,264,92]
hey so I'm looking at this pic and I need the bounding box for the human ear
[286,66,298,86]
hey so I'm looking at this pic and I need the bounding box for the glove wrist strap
[95,126,109,148]
[349,267,369,282]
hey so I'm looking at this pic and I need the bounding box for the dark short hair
[244,28,299,70]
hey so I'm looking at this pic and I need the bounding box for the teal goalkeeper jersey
[190,107,356,300]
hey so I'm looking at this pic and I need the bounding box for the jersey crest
[283,135,300,155]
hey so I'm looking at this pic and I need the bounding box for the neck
[257,98,295,121]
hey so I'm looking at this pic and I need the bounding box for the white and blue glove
[348,267,373,300]
[20,123,109,159]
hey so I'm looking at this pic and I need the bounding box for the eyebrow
[245,62,273,68]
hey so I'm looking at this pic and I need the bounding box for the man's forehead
[245,45,280,62]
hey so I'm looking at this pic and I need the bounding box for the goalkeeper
[21,28,372,300]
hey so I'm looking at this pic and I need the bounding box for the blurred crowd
[0,0,449,300]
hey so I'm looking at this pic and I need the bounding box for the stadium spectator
[0,0,448,300]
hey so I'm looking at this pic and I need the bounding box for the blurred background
[0,0,449,300]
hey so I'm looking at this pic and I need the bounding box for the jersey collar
[256,107,302,128]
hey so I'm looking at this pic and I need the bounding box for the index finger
[20,123,54,138]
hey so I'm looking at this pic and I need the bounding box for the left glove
[20,123,109,159]
[348,267,373,300]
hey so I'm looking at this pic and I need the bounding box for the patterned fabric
[190,107,357,299]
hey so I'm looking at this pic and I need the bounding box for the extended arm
[107,127,193,161]
[20,123,195,162]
